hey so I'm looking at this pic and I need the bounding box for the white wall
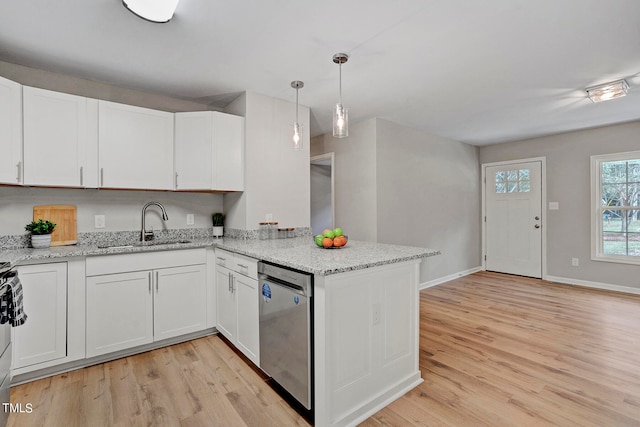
[311,119,378,242]
[225,91,311,231]
[0,186,223,235]
[376,119,481,283]
[480,120,640,290]
[311,118,481,283]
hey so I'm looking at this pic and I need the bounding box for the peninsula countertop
[0,237,440,276]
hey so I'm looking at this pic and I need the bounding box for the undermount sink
[97,240,191,249]
[133,239,192,247]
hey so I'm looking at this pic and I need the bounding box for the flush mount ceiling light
[586,79,629,103]
[291,81,304,150]
[123,0,180,23]
[332,53,349,138]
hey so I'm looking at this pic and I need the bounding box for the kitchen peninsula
[0,236,439,427]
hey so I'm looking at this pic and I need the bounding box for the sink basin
[133,239,192,247]
[97,240,191,249]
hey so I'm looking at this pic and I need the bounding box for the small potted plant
[25,219,56,248]
[212,213,224,238]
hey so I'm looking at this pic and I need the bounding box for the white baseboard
[420,266,482,290]
[545,275,640,295]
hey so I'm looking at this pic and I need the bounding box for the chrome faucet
[141,201,169,241]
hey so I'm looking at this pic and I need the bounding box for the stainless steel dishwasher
[258,262,313,411]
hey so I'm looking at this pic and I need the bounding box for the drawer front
[233,253,258,279]
[215,248,235,269]
[86,248,207,276]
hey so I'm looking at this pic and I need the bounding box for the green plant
[212,213,224,227]
[25,219,56,235]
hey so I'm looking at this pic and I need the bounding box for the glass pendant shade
[123,0,180,23]
[332,53,349,138]
[333,103,348,138]
[292,122,303,150]
[291,80,304,149]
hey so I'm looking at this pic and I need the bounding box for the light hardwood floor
[7,271,640,426]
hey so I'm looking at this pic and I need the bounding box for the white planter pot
[31,234,52,248]
[213,226,224,238]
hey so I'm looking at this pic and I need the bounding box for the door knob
[534,224,541,229]
[534,216,540,220]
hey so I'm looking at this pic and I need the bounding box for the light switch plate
[186,214,194,225]
[549,202,559,210]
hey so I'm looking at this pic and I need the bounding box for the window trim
[591,150,640,265]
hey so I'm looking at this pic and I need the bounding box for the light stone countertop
[0,237,440,276]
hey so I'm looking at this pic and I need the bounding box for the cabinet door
[23,87,89,187]
[13,263,67,368]
[98,100,174,190]
[154,265,207,341]
[0,76,22,185]
[215,266,236,341]
[174,112,213,190]
[86,271,153,357]
[235,274,259,365]
[213,112,244,191]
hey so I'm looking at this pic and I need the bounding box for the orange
[334,236,346,247]
[322,237,333,248]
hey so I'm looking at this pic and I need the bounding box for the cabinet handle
[16,161,21,183]
[100,168,104,187]
[237,264,248,269]
[148,272,152,294]
[228,274,232,292]
[218,257,226,261]
[232,275,235,294]
[80,166,84,186]
[175,172,178,189]
[156,271,159,292]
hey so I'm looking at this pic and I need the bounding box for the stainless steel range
[258,262,313,413]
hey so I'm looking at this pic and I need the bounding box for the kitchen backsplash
[0,227,313,248]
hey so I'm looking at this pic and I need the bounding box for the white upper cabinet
[174,111,244,191]
[98,100,174,190]
[0,76,22,185]
[23,86,98,187]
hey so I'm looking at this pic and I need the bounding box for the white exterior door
[485,161,542,278]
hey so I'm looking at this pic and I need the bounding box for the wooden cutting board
[33,205,77,246]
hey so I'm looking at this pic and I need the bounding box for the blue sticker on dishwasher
[294,295,299,305]
[262,283,271,302]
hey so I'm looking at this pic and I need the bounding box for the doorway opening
[310,153,335,236]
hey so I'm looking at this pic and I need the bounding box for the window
[495,169,530,193]
[591,151,640,264]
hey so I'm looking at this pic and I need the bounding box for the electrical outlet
[549,202,559,210]
[186,214,194,225]
[571,258,579,267]
[94,215,105,229]
[266,213,273,221]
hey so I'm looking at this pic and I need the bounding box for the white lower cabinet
[215,249,259,365]
[85,250,207,358]
[13,263,67,369]
[235,273,259,363]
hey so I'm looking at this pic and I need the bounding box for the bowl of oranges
[314,228,348,249]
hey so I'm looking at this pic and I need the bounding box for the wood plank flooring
[363,271,640,427]
[7,271,640,426]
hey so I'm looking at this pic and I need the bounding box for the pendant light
[332,53,349,138]
[291,81,304,150]
[123,0,180,23]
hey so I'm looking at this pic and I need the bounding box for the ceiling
[1,0,640,145]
